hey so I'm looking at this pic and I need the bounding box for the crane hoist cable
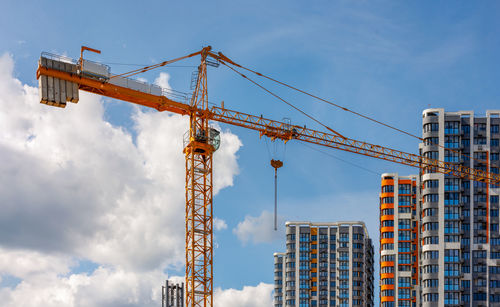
[265,132,288,231]
[270,159,283,231]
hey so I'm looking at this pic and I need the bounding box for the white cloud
[233,210,284,245]
[0,53,244,305]
[154,72,171,90]
[213,217,228,231]
[0,264,167,307]
[214,282,273,307]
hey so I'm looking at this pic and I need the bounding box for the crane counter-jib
[36,52,500,185]
[36,54,191,115]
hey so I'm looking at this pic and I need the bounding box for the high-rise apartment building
[273,221,374,307]
[379,173,420,307]
[419,109,500,306]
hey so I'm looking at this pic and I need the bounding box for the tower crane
[36,46,500,307]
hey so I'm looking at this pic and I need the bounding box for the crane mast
[183,47,214,307]
[35,47,500,307]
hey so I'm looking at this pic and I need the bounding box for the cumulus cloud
[154,72,172,90]
[214,282,273,307]
[213,217,228,231]
[0,263,166,307]
[233,210,284,245]
[0,53,244,306]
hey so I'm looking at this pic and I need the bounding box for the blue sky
[1,1,500,306]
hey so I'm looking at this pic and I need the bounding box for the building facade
[273,221,374,307]
[419,109,500,306]
[380,174,421,307]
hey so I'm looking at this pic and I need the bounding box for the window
[381,208,394,216]
[462,124,470,134]
[381,220,394,227]
[398,219,411,229]
[475,123,487,132]
[398,230,411,241]
[423,151,439,160]
[444,249,460,262]
[423,236,439,245]
[444,278,459,290]
[381,232,394,239]
[381,197,394,204]
[424,123,439,132]
[444,121,459,134]
[423,251,439,260]
[444,263,459,276]
[474,137,487,145]
[398,288,411,299]
[398,184,411,194]
[382,185,394,193]
[491,138,499,147]
[445,135,460,148]
[423,222,439,231]
[444,192,460,205]
[398,253,411,264]
[398,242,411,252]
[424,137,439,145]
[422,279,439,287]
[422,264,439,273]
[382,243,393,250]
[398,206,411,213]
[492,124,499,134]
[424,179,439,188]
[423,293,438,302]
[398,195,411,205]
[423,208,437,217]
[444,178,460,191]
[444,150,459,162]
[299,233,310,242]
[424,194,439,203]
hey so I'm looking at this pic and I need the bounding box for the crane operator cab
[184,127,220,154]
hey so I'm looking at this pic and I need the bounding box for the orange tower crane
[36,46,500,307]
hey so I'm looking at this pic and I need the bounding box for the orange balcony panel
[381,203,394,210]
[381,273,394,279]
[380,284,395,291]
[380,192,394,198]
[380,238,394,244]
[399,179,411,184]
[381,227,394,233]
[311,286,317,292]
[311,228,317,235]
[311,258,317,263]
[381,261,394,267]
[311,249,317,254]
[381,296,395,302]
[311,268,317,273]
[381,179,394,186]
[381,215,394,221]
[312,277,317,282]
